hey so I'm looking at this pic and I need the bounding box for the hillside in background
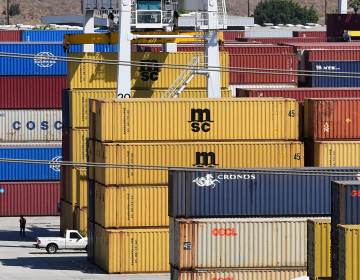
[0,0,338,25]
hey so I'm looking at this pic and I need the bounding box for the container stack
[0,39,67,216]
[331,181,360,280]
[304,98,360,167]
[168,168,360,279]
[87,97,304,273]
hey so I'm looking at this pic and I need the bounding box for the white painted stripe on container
[0,110,62,141]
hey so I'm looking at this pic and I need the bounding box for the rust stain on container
[93,141,304,185]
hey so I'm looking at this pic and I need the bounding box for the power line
[1,51,360,79]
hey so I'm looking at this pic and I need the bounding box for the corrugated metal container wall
[170,217,323,269]
[61,127,69,161]
[223,31,245,41]
[306,49,360,61]
[0,76,67,109]
[244,29,293,38]
[94,224,169,273]
[168,168,360,218]
[94,44,118,52]
[171,268,308,280]
[68,52,229,89]
[237,88,360,102]
[69,129,88,163]
[0,143,61,181]
[0,30,21,41]
[60,199,75,234]
[293,31,327,38]
[307,61,360,87]
[76,168,88,208]
[0,182,60,216]
[94,141,304,185]
[311,141,360,167]
[237,37,327,44]
[178,45,294,54]
[94,98,299,142]
[21,30,82,42]
[229,54,298,84]
[0,110,62,141]
[304,99,360,140]
[74,206,87,236]
[88,181,95,222]
[87,220,95,263]
[307,219,331,280]
[283,42,360,51]
[62,167,77,205]
[338,225,360,280]
[0,43,81,75]
[95,183,168,228]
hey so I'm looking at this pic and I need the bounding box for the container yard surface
[0,216,169,280]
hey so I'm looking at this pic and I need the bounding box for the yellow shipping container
[74,206,88,236]
[60,200,75,235]
[307,219,331,280]
[95,183,168,228]
[93,141,304,185]
[338,225,360,280]
[95,98,299,142]
[67,89,232,129]
[62,166,77,205]
[94,224,169,273]
[76,168,88,208]
[312,141,360,167]
[68,52,229,89]
[69,128,89,163]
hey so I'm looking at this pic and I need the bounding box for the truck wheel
[46,244,58,254]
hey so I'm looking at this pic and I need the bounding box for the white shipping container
[170,217,325,269]
[0,110,62,142]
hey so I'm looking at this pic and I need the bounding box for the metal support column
[206,0,221,98]
[83,10,95,52]
[117,0,132,98]
[338,0,348,14]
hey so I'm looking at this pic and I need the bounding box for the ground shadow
[0,256,104,274]
[0,226,59,242]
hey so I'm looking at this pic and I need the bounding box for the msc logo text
[139,60,160,81]
[189,108,213,133]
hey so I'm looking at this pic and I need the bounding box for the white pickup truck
[35,230,88,254]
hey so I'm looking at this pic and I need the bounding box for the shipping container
[21,30,82,42]
[283,42,360,51]
[311,141,360,167]
[88,181,95,222]
[170,217,326,269]
[0,43,81,75]
[62,167,77,205]
[304,98,360,140]
[332,181,360,280]
[244,29,293,38]
[69,128,88,163]
[0,110,62,141]
[307,219,331,280]
[307,61,360,87]
[0,76,67,109]
[223,31,245,41]
[171,267,308,280]
[0,30,21,42]
[95,183,168,228]
[237,88,360,102]
[236,37,326,44]
[0,143,61,181]
[229,54,298,84]
[94,98,299,142]
[168,168,360,218]
[60,199,75,235]
[306,49,360,61]
[338,225,360,280]
[68,52,229,89]
[0,182,60,216]
[94,141,304,185]
[88,220,95,263]
[293,31,327,38]
[61,127,69,161]
[76,168,88,208]
[94,224,169,273]
[74,206,87,236]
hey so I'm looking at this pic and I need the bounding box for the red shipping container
[305,98,360,140]
[0,182,60,216]
[236,37,327,44]
[284,42,360,51]
[293,31,327,38]
[229,54,298,84]
[178,44,294,54]
[223,30,245,41]
[0,30,21,42]
[306,49,360,61]
[237,88,360,101]
[0,76,67,109]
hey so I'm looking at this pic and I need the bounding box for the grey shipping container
[331,180,360,280]
[168,168,360,218]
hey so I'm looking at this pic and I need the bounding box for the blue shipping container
[0,43,82,75]
[169,168,360,218]
[21,30,83,42]
[309,61,360,87]
[0,143,61,181]
[331,180,360,280]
